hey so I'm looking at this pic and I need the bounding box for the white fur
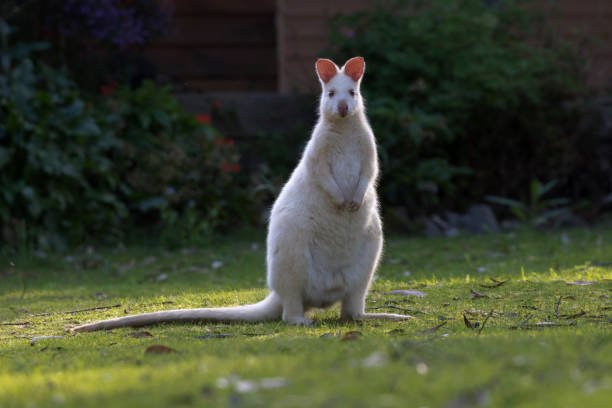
[71,58,410,332]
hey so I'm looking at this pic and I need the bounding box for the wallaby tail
[71,293,283,332]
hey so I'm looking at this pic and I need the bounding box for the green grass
[1,227,611,407]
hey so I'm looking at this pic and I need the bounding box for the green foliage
[0,23,246,249]
[0,22,126,249]
[486,179,572,226]
[331,0,588,213]
[104,81,245,246]
[249,126,310,206]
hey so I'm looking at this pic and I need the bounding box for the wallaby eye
[349,89,355,97]
[328,90,336,98]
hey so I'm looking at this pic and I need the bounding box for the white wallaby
[71,56,410,332]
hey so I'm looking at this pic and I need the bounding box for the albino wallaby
[71,56,410,332]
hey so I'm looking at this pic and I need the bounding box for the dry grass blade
[554,296,562,318]
[477,309,494,336]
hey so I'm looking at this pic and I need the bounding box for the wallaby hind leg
[340,231,412,322]
[267,235,311,325]
[282,297,312,326]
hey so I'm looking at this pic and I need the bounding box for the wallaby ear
[343,56,365,82]
[315,58,338,84]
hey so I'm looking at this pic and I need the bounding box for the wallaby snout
[338,100,348,117]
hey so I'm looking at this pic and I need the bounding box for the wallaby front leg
[317,164,346,207]
[347,175,369,212]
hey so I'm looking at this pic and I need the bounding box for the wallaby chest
[327,136,366,196]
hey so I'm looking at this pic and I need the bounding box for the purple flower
[58,0,169,49]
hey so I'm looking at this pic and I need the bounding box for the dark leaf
[463,315,479,329]
[145,344,176,354]
[470,289,489,299]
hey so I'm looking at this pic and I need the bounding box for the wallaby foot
[285,316,314,326]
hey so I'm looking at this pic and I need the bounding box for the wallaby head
[315,56,365,120]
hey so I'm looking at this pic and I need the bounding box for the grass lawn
[1,227,611,407]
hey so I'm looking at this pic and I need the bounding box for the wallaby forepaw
[346,200,361,212]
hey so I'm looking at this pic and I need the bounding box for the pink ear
[315,58,338,83]
[343,56,365,81]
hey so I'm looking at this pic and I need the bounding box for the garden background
[1,0,611,249]
[0,1,611,407]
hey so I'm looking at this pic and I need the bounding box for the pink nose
[338,101,348,117]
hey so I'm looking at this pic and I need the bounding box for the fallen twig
[0,321,31,326]
[560,310,586,319]
[418,321,447,334]
[31,304,121,317]
[509,314,533,329]
[367,305,426,315]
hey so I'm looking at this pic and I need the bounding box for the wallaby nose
[338,100,348,117]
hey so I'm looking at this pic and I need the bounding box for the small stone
[416,362,429,375]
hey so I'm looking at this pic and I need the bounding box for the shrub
[0,23,245,249]
[330,0,590,214]
[0,22,127,249]
[104,81,246,246]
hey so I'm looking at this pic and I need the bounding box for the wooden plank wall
[539,0,612,88]
[276,0,374,93]
[144,1,611,93]
[277,0,612,93]
[144,0,277,91]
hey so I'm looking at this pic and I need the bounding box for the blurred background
[1,0,611,251]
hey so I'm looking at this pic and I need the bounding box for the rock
[425,215,459,237]
[426,204,499,235]
[465,204,500,233]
